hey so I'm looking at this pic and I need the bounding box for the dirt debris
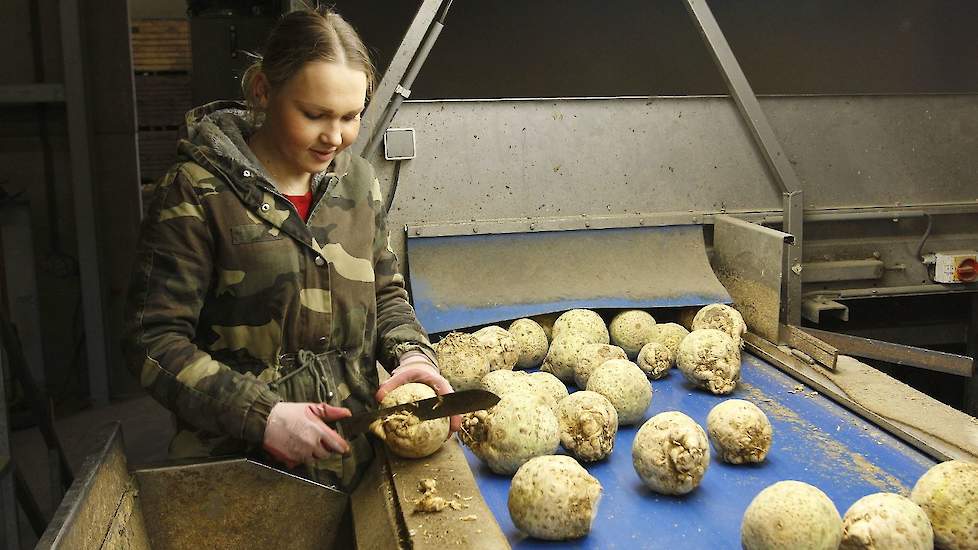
[412,478,468,514]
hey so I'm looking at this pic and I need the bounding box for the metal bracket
[394,84,412,99]
[802,327,974,378]
[743,332,960,462]
[781,324,838,370]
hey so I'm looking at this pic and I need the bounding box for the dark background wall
[335,0,978,98]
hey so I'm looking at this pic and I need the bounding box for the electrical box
[384,128,416,160]
[926,251,978,283]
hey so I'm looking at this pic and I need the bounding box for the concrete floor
[10,395,173,548]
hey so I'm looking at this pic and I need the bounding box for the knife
[335,389,500,436]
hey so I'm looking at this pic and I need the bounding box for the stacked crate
[131,19,193,183]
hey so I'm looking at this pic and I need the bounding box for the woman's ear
[253,72,271,110]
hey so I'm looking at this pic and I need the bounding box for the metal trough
[35,424,349,550]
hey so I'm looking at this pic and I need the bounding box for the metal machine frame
[358,1,977,451]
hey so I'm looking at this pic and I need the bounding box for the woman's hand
[375,351,461,434]
[262,402,352,468]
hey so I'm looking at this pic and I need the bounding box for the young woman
[124,7,457,489]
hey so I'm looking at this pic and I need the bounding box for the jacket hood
[179,100,351,191]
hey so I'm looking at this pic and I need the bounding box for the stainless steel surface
[782,324,838,370]
[803,327,974,378]
[336,389,500,436]
[744,333,959,462]
[712,215,790,342]
[134,459,347,550]
[355,0,445,158]
[802,259,885,283]
[61,0,110,406]
[0,84,65,103]
[378,95,978,244]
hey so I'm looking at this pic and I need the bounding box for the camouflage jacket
[123,101,435,479]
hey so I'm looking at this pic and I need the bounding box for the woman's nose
[321,125,342,147]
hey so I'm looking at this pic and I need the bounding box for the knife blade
[335,389,500,437]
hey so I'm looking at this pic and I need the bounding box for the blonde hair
[241,6,376,120]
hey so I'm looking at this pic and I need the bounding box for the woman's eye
[304,112,322,120]
[342,114,358,122]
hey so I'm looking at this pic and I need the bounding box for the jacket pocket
[231,224,283,244]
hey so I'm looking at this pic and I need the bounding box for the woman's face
[259,61,368,176]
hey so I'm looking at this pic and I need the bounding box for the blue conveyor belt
[463,353,936,549]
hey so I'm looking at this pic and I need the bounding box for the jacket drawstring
[269,349,334,403]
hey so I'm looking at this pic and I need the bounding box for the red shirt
[285,191,313,222]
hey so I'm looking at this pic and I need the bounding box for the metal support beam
[353,0,445,158]
[60,0,110,405]
[683,0,806,326]
[683,0,803,196]
[803,327,974,378]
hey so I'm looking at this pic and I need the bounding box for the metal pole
[683,0,805,327]
[783,191,804,326]
[60,0,111,404]
[362,18,447,160]
[353,0,445,158]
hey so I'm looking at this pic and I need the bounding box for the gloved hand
[375,351,461,434]
[262,402,352,468]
